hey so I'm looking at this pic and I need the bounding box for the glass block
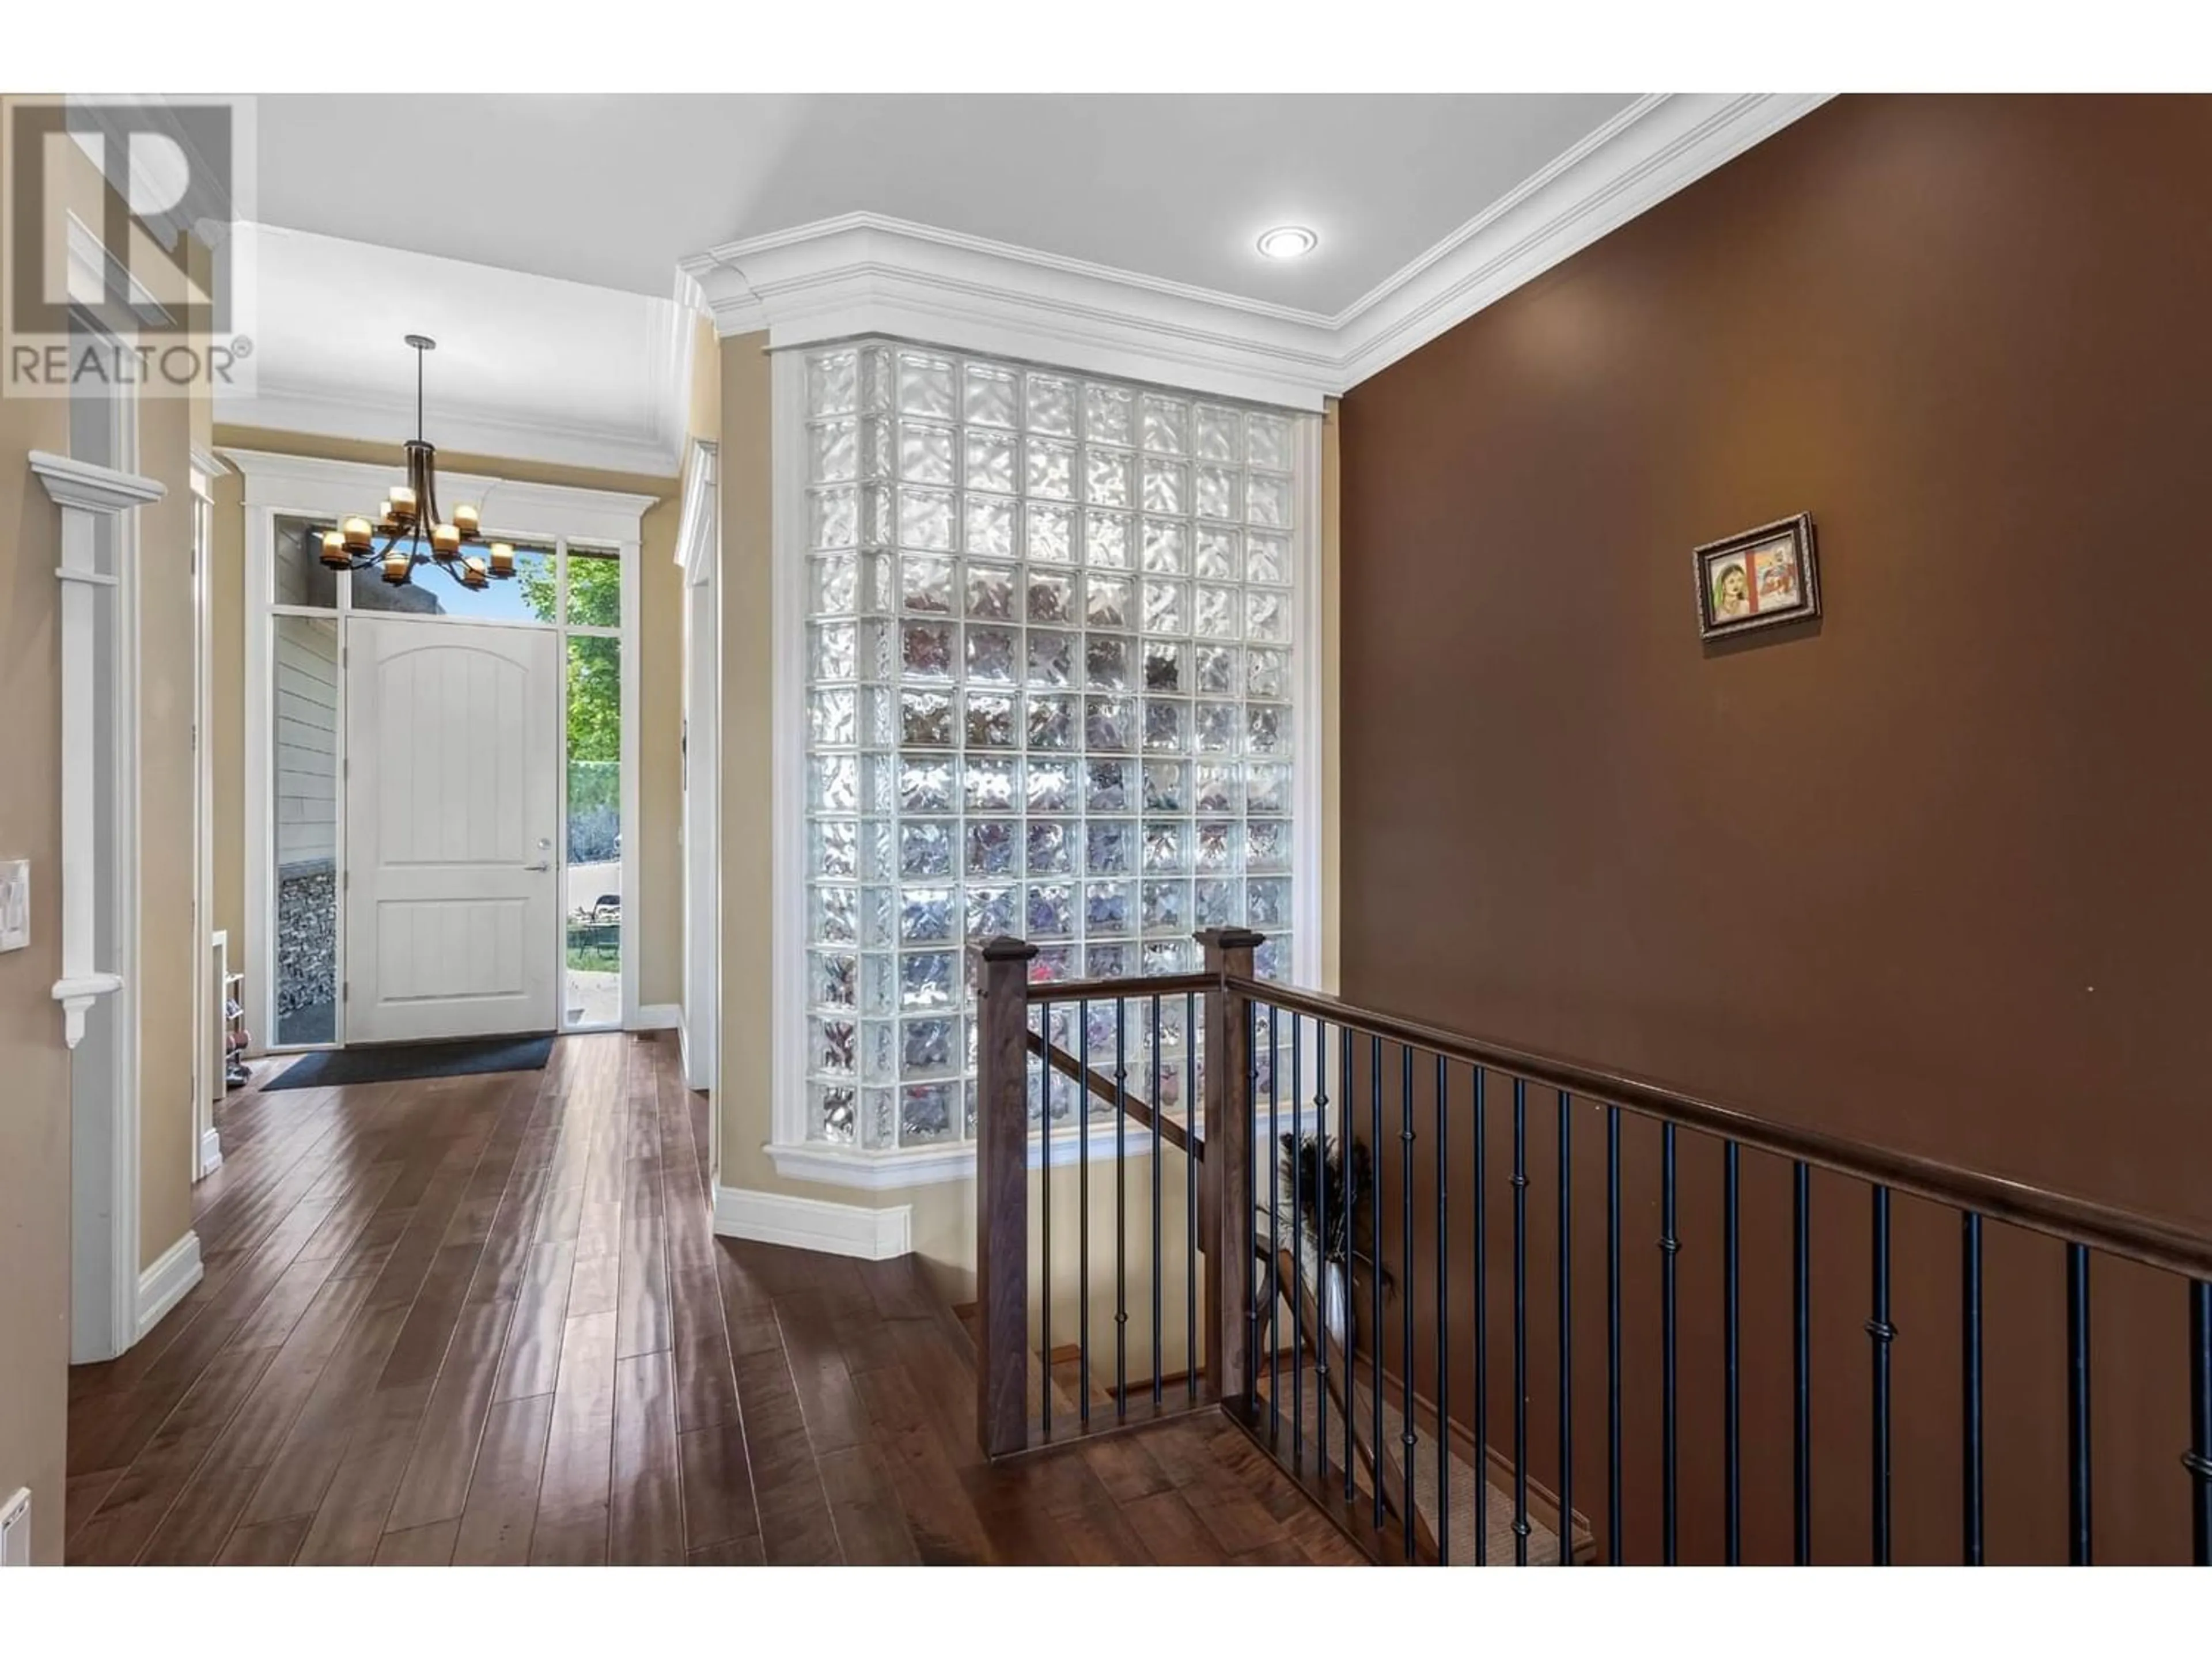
[901,1081,959,1143]
[899,487,955,550]
[1247,531,1290,585]
[899,885,957,944]
[1195,819,1238,874]
[963,427,1018,494]
[899,950,959,1010]
[963,756,1018,813]
[898,690,953,749]
[858,819,896,882]
[808,350,858,416]
[899,821,953,878]
[1142,698,1187,753]
[1144,939,1192,977]
[1084,635,1130,691]
[857,552,897,617]
[1247,473,1291,528]
[964,563,1016,622]
[859,753,898,816]
[898,757,953,815]
[1141,457,1187,516]
[966,626,1018,685]
[965,495,1017,560]
[1027,502,1074,562]
[810,950,858,1010]
[1246,589,1290,643]
[1139,639,1187,695]
[1084,510,1131,570]
[1086,820,1134,874]
[1082,880,1132,937]
[1248,877,1292,929]
[1085,574,1131,630]
[1027,374,1075,435]
[810,620,856,681]
[1085,696,1134,752]
[863,1087,896,1149]
[1142,820,1188,873]
[1026,570,1076,627]
[1195,762,1239,813]
[899,552,955,614]
[1247,411,1292,472]
[1194,584,1238,639]
[1194,527,1240,582]
[1249,703,1290,756]
[1026,694,1076,751]
[809,687,856,748]
[1086,942,1132,980]
[1255,934,1290,981]
[859,345,896,414]
[897,351,955,418]
[812,1084,857,1145]
[810,755,859,813]
[1084,383,1133,446]
[964,362,1019,427]
[810,419,859,484]
[1247,817,1290,872]
[1142,759,1188,813]
[900,422,955,485]
[1141,880,1189,935]
[810,819,858,879]
[966,820,1017,878]
[966,884,1018,941]
[1143,579,1187,635]
[1140,394,1188,455]
[1084,447,1132,508]
[1246,763,1290,816]
[810,884,858,945]
[1194,404,1242,464]
[810,1016,858,1076]
[964,692,1017,748]
[1194,878,1240,929]
[1141,518,1188,574]
[859,686,896,747]
[1247,646,1287,700]
[1026,758,1075,815]
[1086,759,1130,813]
[1025,438,1075,500]
[1027,821,1073,877]
[1026,879,1074,935]
[1194,466,1237,522]
[1191,645,1235,697]
[1027,628,1075,687]
[810,552,858,615]
[1193,700,1240,754]
[1031,945,1076,984]
[860,953,895,1015]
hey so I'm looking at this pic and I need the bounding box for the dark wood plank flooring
[65,1032,1361,1566]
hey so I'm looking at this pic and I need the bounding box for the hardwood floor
[65,1032,1363,1567]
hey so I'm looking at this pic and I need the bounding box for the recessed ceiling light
[1256,226,1318,261]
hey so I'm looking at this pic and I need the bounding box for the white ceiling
[252,94,1635,316]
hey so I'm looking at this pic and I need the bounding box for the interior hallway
[62,1033,1361,1566]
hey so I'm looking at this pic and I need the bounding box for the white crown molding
[713,1185,912,1260]
[680,94,1830,404]
[219,446,658,546]
[30,449,167,515]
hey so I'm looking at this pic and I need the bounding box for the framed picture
[1693,513,1820,640]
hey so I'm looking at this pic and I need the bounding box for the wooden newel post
[1197,926,1264,1411]
[975,934,1038,1459]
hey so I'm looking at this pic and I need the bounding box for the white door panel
[346,616,558,1042]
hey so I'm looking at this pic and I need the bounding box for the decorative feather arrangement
[1279,1131,1393,1298]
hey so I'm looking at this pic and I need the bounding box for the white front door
[344,616,559,1043]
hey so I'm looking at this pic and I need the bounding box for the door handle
[525,861,551,873]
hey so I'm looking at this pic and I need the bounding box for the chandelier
[319,334,517,589]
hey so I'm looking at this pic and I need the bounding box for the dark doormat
[260,1033,555,1091]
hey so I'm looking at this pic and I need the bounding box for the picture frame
[1693,513,1820,641]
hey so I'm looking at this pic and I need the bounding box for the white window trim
[675,437,720,1105]
[762,347,1325,1191]
[225,448,657,1049]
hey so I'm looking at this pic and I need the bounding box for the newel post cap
[979,935,1040,964]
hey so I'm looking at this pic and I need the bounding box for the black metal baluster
[2067,1243,2092,1566]
[1400,1044,1417,1561]
[2189,1279,2211,1566]
[1371,1034,1385,1532]
[1661,1123,1679,1565]
[1513,1076,1529,1565]
[1078,998,1090,1424]
[1185,991,1197,1404]
[1150,994,1163,1408]
[1607,1105,1622,1566]
[1474,1066,1488,1565]
[1558,1090,1573,1567]
[1039,998,1052,1437]
[1794,1161,1811,1566]
[1268,1002,1282,1441]
[1961,1210,1983,1565]
[1291,1013,1304,1470]
[1343,1028,1357,1502]
[1313,1019,1330,1481]
[1869,1184,1893,1565]
[1435,1054,1449,1566]
[1724,1139,1740,1566]
[1114,998,1128,1422]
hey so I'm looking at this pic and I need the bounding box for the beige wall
[206,427,688,1021]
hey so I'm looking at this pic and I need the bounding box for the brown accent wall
[1338,96,2212,1565]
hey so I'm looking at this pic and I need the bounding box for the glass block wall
[802,340,1301,1151]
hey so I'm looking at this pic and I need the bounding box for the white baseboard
[634,1002,682,1032]
[197,1124,224,1177]
[135,1230,203,1340]
[712,1185,911,1261]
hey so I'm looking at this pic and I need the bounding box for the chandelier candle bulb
[320,531,350,569]
[488,541,515,577]
[453,503,480,538]
[381,550,411,584]
[461,555,488,589]
[388,485,418,522]
[431,522,461,558]
[341,516,374,551]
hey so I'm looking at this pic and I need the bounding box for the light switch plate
[0,860,27,953]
